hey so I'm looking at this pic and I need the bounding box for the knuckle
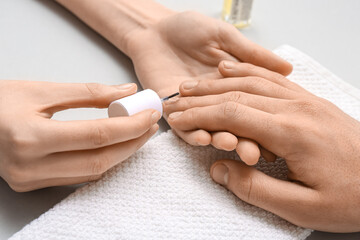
[203,80,216,92]
[292,98,323,115]
[90,153,111,175]
[85,83,106,100]
[250,76,287,97]
[181,97,195,110]
[222,101,242,119]
[8,127,37,157]
[243,77,264,92]
[225,91,242,103]
[90,124,111,147]
[233,173,256,202]
[242,62,257,72]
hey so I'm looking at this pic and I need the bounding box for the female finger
[219,25,293,76]
[167,102,280,150]
[42,82,138,113]
[38,109,161,154]
[164,91,284,115]
[10,174,103,192]
[31,124,159,179]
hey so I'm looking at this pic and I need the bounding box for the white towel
[11,46,360,240]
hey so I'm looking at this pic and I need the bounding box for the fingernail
[163,96,179,105]
[151,111,161,124]
[151,124,160,135]
[116,83,135,90]
[182,81,198,90]
[211,163,229,186]
[168,111,183,120]
[222,61,236,69]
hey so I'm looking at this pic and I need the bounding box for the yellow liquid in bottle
[222,0,253,29]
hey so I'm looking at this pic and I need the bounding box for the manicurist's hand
[55,0,292,151]
[0,80,160,192]
[166,62,360,232]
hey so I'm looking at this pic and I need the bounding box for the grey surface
[0,0,359,239]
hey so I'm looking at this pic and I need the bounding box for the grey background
[0,0,359,239]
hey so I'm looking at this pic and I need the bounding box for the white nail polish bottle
[108,89,163,117]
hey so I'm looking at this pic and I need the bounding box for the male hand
[166,62,360,232]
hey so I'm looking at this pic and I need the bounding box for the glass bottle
[222,0,254,29]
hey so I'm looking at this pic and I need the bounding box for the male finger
[164,91,283,115]
[218,61,305,92]
[179,77,296,99]
[210,159,320,228]
[172,128,212,146]
[168,102,280,146]
[236,138,261,165]
[39,109,161,153]
[211,132,238,151]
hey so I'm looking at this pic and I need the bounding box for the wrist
[56,0,175,56]
[107,0,175,56]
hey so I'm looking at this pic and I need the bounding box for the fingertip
[127,110,161,135]
[218,140,238,151]
[236,139,261,166]
[179,81,199,96]
[173,129,211,146]
[279,61,293,76]
[218,60,234,77]
[220,60,236,70]
[167,111,182,127]
[151,110,162,124]
[211,132,238,151]
[193,130,212,146]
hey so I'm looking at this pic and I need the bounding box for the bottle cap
[108,89,163,117]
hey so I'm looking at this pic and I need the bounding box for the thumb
[210,159,320,229]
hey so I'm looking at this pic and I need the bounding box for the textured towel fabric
[11,45,360,240]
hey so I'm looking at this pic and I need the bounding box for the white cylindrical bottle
[108,89,163,117]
